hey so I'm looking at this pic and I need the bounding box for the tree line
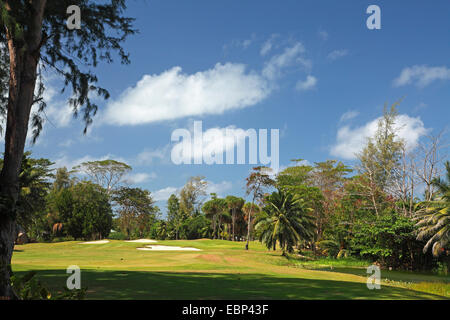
[5,103,449,275]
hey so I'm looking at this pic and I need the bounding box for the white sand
[79,240,110,244]
[137,245,201,251]
[125,239,157,243]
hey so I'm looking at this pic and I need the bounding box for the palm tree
[415,161,450,257]
[255,189,316,256]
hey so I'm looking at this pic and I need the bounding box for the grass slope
[11,239,450,300]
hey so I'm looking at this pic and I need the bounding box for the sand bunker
[125,239,157,243]
[80,240,110,244]
[137,245,201,251]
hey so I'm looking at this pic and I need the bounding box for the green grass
[11,239,450,300]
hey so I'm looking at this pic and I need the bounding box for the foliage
[415,161,450,256]
[357,102,404,193]
[112,186,157,239]
[73,160,131,195]
[255,189,316,255]
[107,231,127,241]
[167,194,184,240]
[11,271,86,300]
[0,0,137,138]
[0,152,54,240]
[180,215,212,239]
[53,167,73,191]
[225,195,245,241]
[202,194,228,239]
[245,166,274,249]
[351,210,433,269]
[179,176,208,217]
[48,181,113,240]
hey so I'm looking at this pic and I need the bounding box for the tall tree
[202,194,227,240]
[414,131,448,201]
[167,194,182,240]
[310,160,351,243]
[179,176,207,217]
[225,196,245,241]
[112,187,157,239]
[52,167,72,191]
[357,102,404,216]
[73,160,131,196]
[0,1,136,298]
[245,166,274,250]
[242,202,259,242]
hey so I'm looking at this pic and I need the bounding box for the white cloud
[393,65,450,87]
[58,139,75,148]
[327,49,348,61]
[271,159,311,177]
[152,187,178,202]
[260,40,273,56]
[206,180,233,196]
[53,153,127,171]
[32,80,74,128]
[124,172,156,185]
[340,110,359,122]
[171,124,259,164]
[152,179,232,202]
[260,34,279,56]
[224,35,256,52]
[103,63,270,126]
[318,30,329,41]
[262,42,310,80]
[331,114,429,160]
[135,146,169,165]
[241,39,253,49]
[296,75,317,91]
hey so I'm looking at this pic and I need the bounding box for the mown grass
[11,239,450,300]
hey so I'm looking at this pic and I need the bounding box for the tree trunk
[0,0,46,299]
[232,210,235,242]
[245,200,254,250]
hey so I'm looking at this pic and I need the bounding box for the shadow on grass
[12,269,447,300]
[302,266,450,284]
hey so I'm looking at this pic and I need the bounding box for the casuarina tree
[0,1,136,298]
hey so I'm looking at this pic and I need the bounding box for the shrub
[108,231,127,240]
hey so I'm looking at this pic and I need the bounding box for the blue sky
[5,0,450,213]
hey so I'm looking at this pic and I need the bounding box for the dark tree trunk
[245,199,254,251]
[231,209,235,242]
[0,215,17,299]
[0,0,46,299]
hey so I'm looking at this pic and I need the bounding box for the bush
[179,215,211,240]
[351,211,435,270]
[11,271,87,300]
[49,182,113,240]
[108,231,127,240]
